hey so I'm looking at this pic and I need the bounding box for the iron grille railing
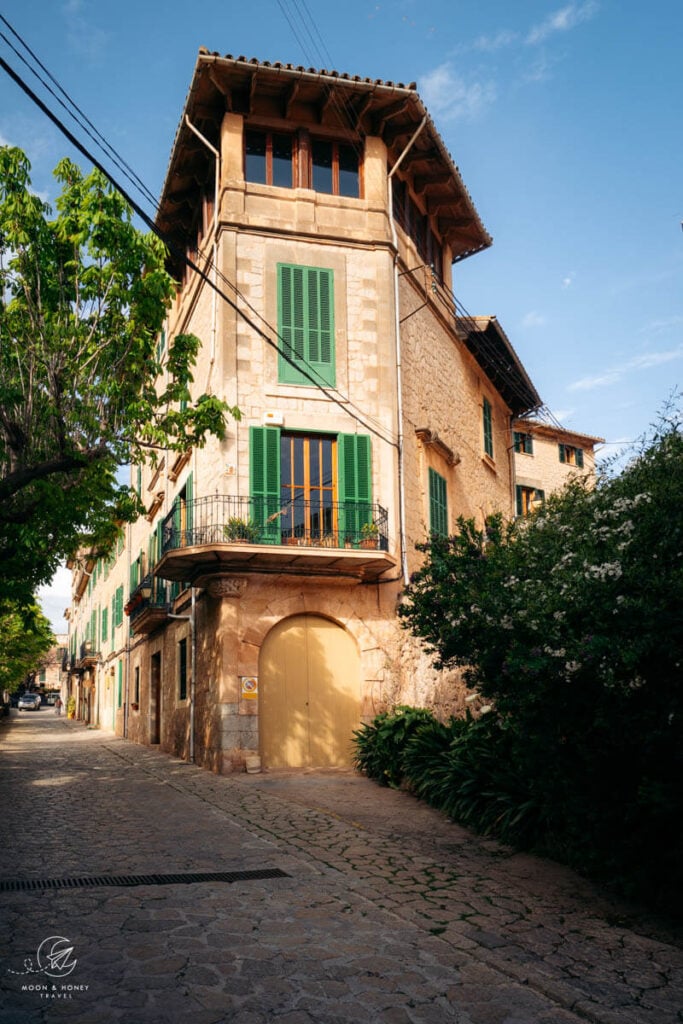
[162,496,389,554]
[127,575,171,623]
[79,641,99,663]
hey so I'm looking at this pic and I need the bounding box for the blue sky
[1,0,681,629]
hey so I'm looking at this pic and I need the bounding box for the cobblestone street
[1,712,681,1024]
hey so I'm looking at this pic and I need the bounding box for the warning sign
[241,676,258,700]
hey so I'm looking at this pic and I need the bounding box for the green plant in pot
[224,517,260,542]
[360,521,379,548]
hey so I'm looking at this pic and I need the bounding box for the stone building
[511,418,604,515]
[65,51,577,772]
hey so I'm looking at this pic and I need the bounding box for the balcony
[78,640,99,669]
[155,495,396,585]
[125,575,171,635]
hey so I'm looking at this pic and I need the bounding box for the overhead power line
[0,31,397,448]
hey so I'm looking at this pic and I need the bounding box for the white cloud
[568,345,683,391]
[418,64,496,122]
[521,310,546,329]
[561,273,575,289]
[62,0,108,63]
[639,315,683,336]
[526,2,599,45]
[470,29,519,53]
[568,371,621,392]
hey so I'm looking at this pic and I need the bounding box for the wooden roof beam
[284,80,300,118]
[413,171,451,195]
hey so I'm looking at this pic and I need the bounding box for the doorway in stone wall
[150,651,161,744]
[259,614,360,769]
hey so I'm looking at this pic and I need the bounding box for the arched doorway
[259,614,360,769]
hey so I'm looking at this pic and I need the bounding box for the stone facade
[65,54,594,771]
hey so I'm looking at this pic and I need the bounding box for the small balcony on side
[125,575,171,634]
[78,641,99,670]
[154,495,396,586]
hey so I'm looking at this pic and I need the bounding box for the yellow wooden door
[259,614,360,769]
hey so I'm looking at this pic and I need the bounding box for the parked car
[17,693,41,711]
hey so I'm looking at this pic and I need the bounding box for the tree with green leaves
[398,406,683,909]
[0,146,238,603]
[0,599,54,696]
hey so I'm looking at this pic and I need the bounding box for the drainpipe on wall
[388,115,427,587]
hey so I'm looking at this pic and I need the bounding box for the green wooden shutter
[576,448,584,469]
[250,426,281,542]
[278,264,335,386]
[185,472,194,537]
[483,398,493,458]
[428,468,448,536]
[338,433,372,543]
[101,606,108,644]
[559,444,566,463]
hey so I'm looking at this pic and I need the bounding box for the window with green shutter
[114,585,124,628]
[278,264,335,386]
[338,433,372,542]
[514,431,533,455]
[483,398,494,458]
[559,444,584,468]
[101,606,108,644]
[249,427,372,545]
[428,468,448,536]
[250,426,281,543]
[516,485,545,516]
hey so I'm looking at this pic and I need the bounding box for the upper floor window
[311,140,359,197]
[245,129,360,198]
[482,398,494,459]
[278,264,335,386]
[516,485,545,516]
[428,468,448,537]
[559,444,584,468]
[250,426,373,546]
[514,431,534,455]
[245,130,294,187]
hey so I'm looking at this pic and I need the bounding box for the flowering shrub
[398,410,683,911]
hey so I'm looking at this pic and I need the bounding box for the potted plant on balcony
[360,522,380,549]
[224,517,260,543]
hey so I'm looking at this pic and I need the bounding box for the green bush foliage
[352,706,436,787]
[363,410,683,913]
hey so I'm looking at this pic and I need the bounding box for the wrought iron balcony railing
[161,496,389,555]
[79,640,99,665]
[126,575,171,622]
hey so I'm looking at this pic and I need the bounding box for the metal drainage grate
[0,868,289,893]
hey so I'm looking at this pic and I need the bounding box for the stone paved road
[0,713,681,1024]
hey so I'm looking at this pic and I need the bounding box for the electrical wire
[0,33,397,449]
[0,16,158,213]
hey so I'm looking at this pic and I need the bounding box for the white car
[17,693,41,711]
